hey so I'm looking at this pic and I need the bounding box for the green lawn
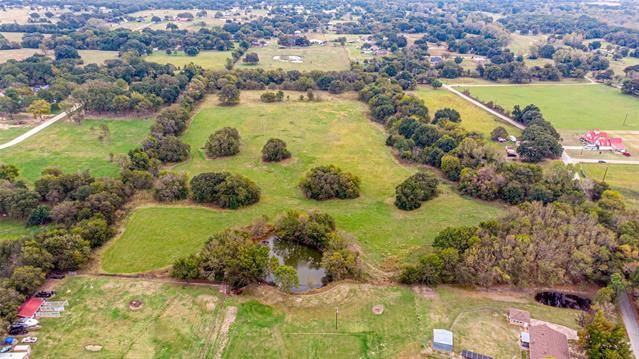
[460,84,639,130]
[235,45,351,71]
[0,125,31,144]
[223,284,580,358]
[507,33,547,56]
[144,50,231,70]
[101,92,505,273]
[32,276,224,358]
[78,50,119,65]
[0,118,152,182]
[0,218,40,242]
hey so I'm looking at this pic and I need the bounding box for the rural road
[0,106,79,150]
[619,292,639,357]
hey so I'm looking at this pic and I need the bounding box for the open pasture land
[0,48,42,63]
[414,87,522,138]
[304,32,373,62]
[0,117,151,182]
[78,50,119,65]
[0,32,25,42]
[32,276,224,358]
[460,84,639,131]
[579,163,639,208]
[144,50,231,70]
[507,33,547,56]
[101,92,505,274]
[236,44,351,71]
[0,7,64,25]
[0,219,40,242]
[223,283,580,358]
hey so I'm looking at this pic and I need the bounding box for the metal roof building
[432,329,453,352]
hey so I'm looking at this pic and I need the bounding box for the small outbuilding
[461,349,493,359]
[507,308,531,328]
[520,332,530,348]
[432,329,453,352]
[17,298,44,319]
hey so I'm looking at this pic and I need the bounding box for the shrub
[394,172,439,210]
[171,254,201,280]
[273,265,299,292]
[10,266,46,295]
[261,138,291,162]
[440,155,462,181]
[120,169,153,190]
[433,108,461,123]
[154,172,189,202]
[190,172,260,209]
[490,126,508,141]
[205,127,240,158]
[300,165,360,200]
[218,84,240,105]
[321,236,360,281]
[260,91,284,103]
[71,216,114,248]
[26,205,50,226]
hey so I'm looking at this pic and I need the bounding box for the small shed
[432,329,453,352]
[17,298,44,319]
[507,308,531,328]
[520,332,530,348]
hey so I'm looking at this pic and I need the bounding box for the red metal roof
[18,298,44,318]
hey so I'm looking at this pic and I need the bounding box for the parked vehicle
[18,318,39,328]
[8,325,28,335]
[0,345,11,353]
[21,337,37,344]
[46,272,65,279]
[35,290,56,298]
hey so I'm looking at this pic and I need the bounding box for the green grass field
[414,87,521,137]
[0,219,41,242]
[507,33,547,56]
[0,48,42,63]
[0,118,151,182]
[101,92,505,273]
[223,283,580,358]
[580,163,639,209]
[460,84,639,130]
[0,125,32,144]
[236,45,351,71]
[32,276,224,358]
[78,50,119,65]
[144,50,231,70]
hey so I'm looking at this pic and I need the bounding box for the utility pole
[623,113,629,127]
[335,306,339,330]
[603,166,609,182]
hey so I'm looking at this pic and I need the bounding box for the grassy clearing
[0,125,32,144]
[0,32,24,42]
[0,219,41,242]
[507,33,547,56]
[102,92,504,273]
[414,87,522,137]
[579,163,639,209]
[0,48,41,63]
[609,56,639,77]
[145,50,231,70]
[222,283,580,358]
[236,44,351,71]
[78,50,119,65]
[0,117,151,182]
[460,84,639,130]
[32,276,224,358]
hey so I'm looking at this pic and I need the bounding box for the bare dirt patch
[411,285,438,299]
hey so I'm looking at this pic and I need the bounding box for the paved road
[0,106,79,150]
[619,292,639,357]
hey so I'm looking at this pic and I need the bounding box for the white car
[18,318,39,328]
[21,337,37,344]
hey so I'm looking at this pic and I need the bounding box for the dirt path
[0,105,80,150]
[213,306,238,359]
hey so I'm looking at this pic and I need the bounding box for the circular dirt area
[85,345,103,352]
[128,300,144,310]
[273,55,304,63]
[372,304,384,315]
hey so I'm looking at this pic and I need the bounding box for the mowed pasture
[236,44,352,71]
[507,33,547,56]
[460,84,639,130]
[0,49,118,65]
[0,48,42,63]
[0,118,151,182]
[0,219,41,242]
[580,163,639,209]
[144,50,231,70]
[32,276,224,358]
[224,283,580,358]
[101,92,505,273]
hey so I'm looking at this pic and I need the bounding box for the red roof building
[18,298,44,318]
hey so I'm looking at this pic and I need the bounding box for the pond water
[263,236,327,293]
[534,291,591,311]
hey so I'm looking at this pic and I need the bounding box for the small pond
[535,291,591,311]
[263,236,327,293]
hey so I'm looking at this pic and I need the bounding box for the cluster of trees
[205,127,240,158]
[259,90,284,103]
[511,104,563,162]
[394,172,439,211]
[299,165,360,200]
[261,138,291,162]
[190,172,260,209]
[172,210,360,289]
[402,192,638,288]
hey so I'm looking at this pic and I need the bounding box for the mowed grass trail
[0,118,151,182]
[460,84,639,130]
[32,276,224,358]
[223,284,580,358]
[102,92,505,273]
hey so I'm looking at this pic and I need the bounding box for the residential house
[529,324,569,359]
